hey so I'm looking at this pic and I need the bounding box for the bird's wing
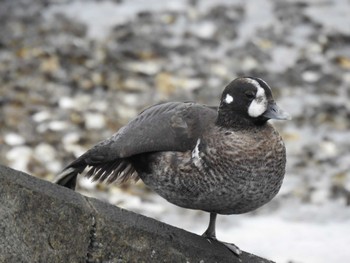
[82,101,218,164]
[56,101,218,188]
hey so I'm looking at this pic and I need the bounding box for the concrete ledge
[0,165,274,263]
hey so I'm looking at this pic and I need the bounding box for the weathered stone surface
[0,165,92,263]
[0,165,274,263]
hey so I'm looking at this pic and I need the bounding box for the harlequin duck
[55,77,290,256]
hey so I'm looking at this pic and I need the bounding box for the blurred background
[1,0,350,262]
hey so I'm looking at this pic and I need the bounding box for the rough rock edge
[0,165,274,263]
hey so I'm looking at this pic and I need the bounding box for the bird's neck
[216,109,266,129]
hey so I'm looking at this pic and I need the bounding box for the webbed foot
[202,213,242,256]
[203,236,242,256]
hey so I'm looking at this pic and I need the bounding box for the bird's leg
[202,212,242,256]
[202,212,217,238]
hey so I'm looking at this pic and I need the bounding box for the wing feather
[57,102,217,188]
[83,102,217,163]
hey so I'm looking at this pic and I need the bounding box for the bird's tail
[54,167,83,190]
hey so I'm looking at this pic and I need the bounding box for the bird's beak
[262,102,291,120]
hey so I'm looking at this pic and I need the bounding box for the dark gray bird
[55,77,290,255]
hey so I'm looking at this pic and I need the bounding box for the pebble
[34,143,56,163]
[58,97,76,110]
[62,132,80,146]
[190,21,216,39]
[116,105,139,122]
[241,56,258,71]
[59,95,92,111]
[6,146,33,172]
[4,133,25,146]
[32,110,52,123]
[302,71,320,83]
[125,61,161,75]
[48,121,69,131]
[319,140,338,159]
[89,101,108,112]
[84,112,106,130]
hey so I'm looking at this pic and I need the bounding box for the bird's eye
[245,91,255,99]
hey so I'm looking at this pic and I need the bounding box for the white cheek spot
[248,86,268,117]
[192,139,202,166]
[224,94,234,104]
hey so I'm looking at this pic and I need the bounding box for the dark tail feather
[54,153,88,189]
[54,167,81,190]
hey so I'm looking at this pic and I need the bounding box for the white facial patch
[247,83,268,118]
[224,94,234,104]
